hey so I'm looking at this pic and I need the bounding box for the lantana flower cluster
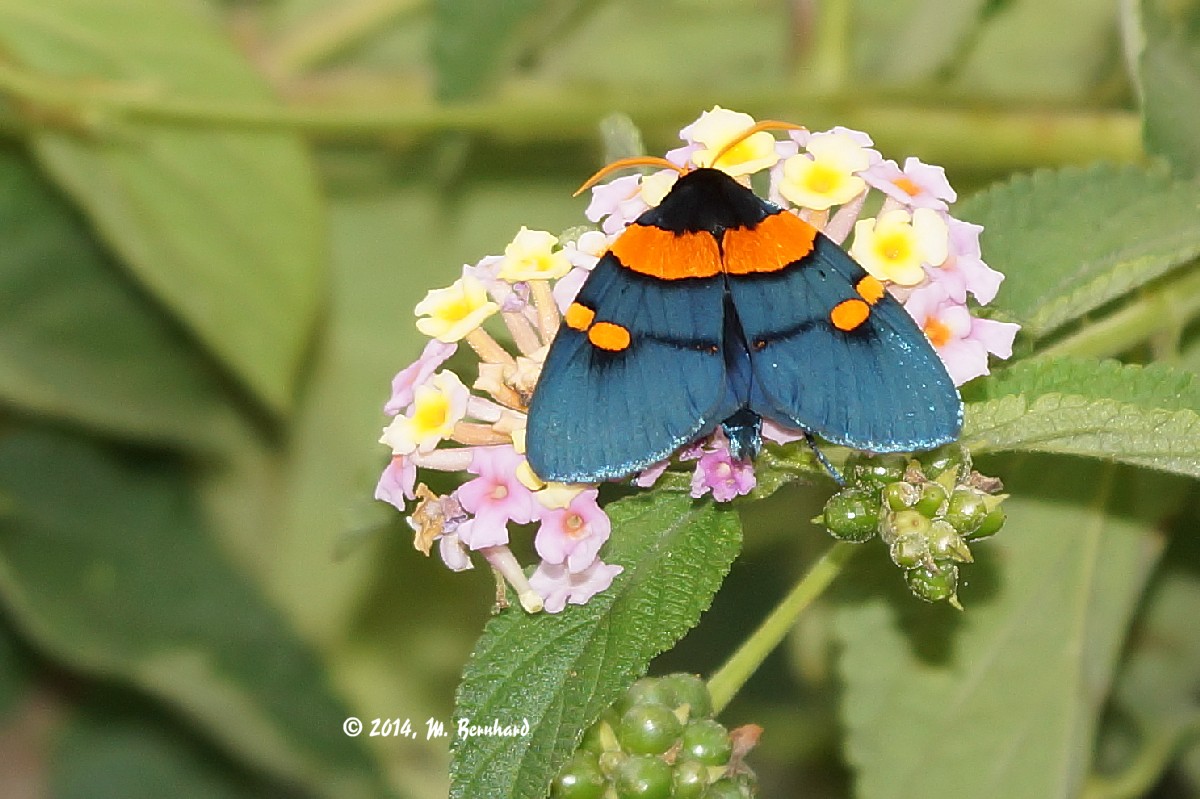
[377,107,1019,614]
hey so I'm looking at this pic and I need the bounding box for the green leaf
[0,143,243,452]
[432,0,597,100]
[1103,521,1200,790]
[956,164,1200,338]
[964,355,1200,411]
[962,356,1200,477]
[52,695,273,799]
[1140,1,1200,177]
[0,429,385,798]
[948,0,1119,101]
[858,0,989,84]
[0,0,325,414]
[835,458,1167,799]
[449,492,741,799]
[0,618,31,720]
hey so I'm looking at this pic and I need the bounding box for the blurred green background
[0,0,1196,797]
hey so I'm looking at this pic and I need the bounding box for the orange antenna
[707,120,807,169]
[573,156,686,197]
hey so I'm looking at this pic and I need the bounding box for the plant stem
[0,60,1142,169]
[1038,265,1200,359]
[707,542,858,714]
[1080,717,1200,799]
[810,0,852,92]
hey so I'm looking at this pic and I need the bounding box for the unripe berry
[615,677,674,716]
[614,754,673,799]
[928,520,972,563]
[552,752,607,799]
[618,704,683,755]
[889,531,929,569]
[659,673,713,720]
[883,481,919,511]
[672,759,710,799]
[913,481,948,518]
[823,488,880,542]
[701,777,752,799]
[845,453,906,488]
[946,488,988,532]
[679,719,733,766]
[906,563,959,602]
[968,506,1006,540]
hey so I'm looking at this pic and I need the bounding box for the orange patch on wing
[722,211,818,275]
[610,224,722,279]
[830,298,871,331]
[588,321,631,351]
[856,274,886,304]
[564,302,595,331]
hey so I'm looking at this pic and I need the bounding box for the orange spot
[564,302,595,331]
[924,317,951,348]
[610,224,722,280]
[894,177,921,197]
[588,321,632,351]
[856,274,885,304]
[565,513,586,537]
[830,299,870,331]
[722,211,818,275]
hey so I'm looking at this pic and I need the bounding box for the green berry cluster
[552,673,760,799]
[817,449,1006,607]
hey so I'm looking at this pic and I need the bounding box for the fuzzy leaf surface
[956,165,1200,338]
[962,357,1200,477]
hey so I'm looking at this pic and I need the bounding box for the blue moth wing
[730,233,963,452]
[525,254,737,482]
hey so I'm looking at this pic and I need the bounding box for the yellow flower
[777,133,870,210]
[849,208,949,286]
[414,276,499,342]
[687,106,779,177]
[379,371,469,454]
[639,170,679,207]
[534,482,586,509]
[498,227,572,282]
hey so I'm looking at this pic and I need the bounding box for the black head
[636,168,776,235]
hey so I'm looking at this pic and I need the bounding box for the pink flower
[861,157,956,210]
[439,532,473,572]
[926,216,1005,305]
[665,142,700,167]
[534,489,612,572]
[586,174,648,235]
[690,437,757,502]
[761,419,805,445]
[529,559,625,614]
[633,460,670,488]
[374,456,417,509]
[552,268,590,311]
[790,125,877,151]
[455,446,541,549]
[905,283,1020,386]
[384,339,457,415]
[553,230,609,311]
